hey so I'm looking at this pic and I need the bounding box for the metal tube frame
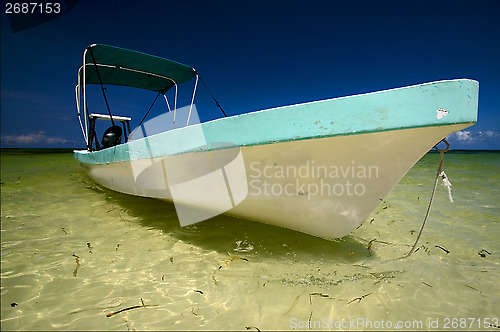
[75,46,199,150]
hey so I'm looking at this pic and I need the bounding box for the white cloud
[447,129,500,148]
[1,131,72,145]
[478,130,499,138]
[451,130,474,142]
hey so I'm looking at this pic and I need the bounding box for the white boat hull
[79,123,469,239]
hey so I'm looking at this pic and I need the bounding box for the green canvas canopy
[81,44,196,94]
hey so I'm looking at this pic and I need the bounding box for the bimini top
[80,44,197,94]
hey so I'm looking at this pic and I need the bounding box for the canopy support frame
[74,44,227,150]
[88,46,115,127]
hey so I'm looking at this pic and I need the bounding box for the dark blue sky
[1,0,499,149]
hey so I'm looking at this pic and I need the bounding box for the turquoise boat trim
[74,79,478,165]
[74,121,475,165]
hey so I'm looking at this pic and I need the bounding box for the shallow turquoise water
[1,149,499,331]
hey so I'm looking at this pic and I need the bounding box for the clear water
[1,149,499,331]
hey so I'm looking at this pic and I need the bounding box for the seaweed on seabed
[72,254,80,277]
[106,298,158,317]
[347,293,372,305]
[434,245,450,254]
[212,253,250,285]
[309,292,334,305]
[478,249,491,257]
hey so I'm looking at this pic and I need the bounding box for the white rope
[406,139,450,257]
[440,171,454,203]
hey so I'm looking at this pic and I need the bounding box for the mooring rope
[406,139,450,257]
[197,74,228,117]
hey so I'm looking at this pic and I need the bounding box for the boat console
[87,113,131,151]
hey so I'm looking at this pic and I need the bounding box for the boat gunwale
[74,78,478,164]
[74,120,476,164]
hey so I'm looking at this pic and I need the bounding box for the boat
[74,44,479,239]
